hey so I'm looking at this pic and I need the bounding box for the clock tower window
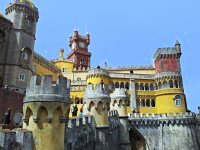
[80,58,85,65]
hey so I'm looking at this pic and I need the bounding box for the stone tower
[0,14,13,86]
[67,30,91,69]
[110,88,131,150]
[83,83,110,127]
[3,0,39,91]
[83,82,111,149]
[23,75,71,150]
[153,40,182,73]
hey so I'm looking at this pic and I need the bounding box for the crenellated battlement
[84,83,110,100]
[6,0,39,21]
[110,88,128,99]
[87,67,109,78]
[109,110,119,117]
[73,66,90,72]
[68,116,95,128]
[24,75,71,103]
[106,65,154,70]
[153,47,180,61]
[129,113,199,126]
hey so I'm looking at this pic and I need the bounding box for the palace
[0,0,186,116]
[0,1,199,150]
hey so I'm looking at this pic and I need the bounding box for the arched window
[125,82,129,90]
[120,82,124,88]
[21,51,29,60]
[146,99,150,107]
[19,72,26,81]
[115,82,119,88]
[174,80,178,88]
[155,83,158,90]
[150,83,154,91]
[151,100,156,107]
[80,58,85,65]
[145,83,149,91]
[169,80,173,88]
[141,99,145,107]
[139,83,144,90]
[174,95,182,106]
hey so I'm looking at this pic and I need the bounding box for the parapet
[110,88,128,99]
[68,116,95,128]
[6,0,39,21]
[84,83,110,100]
[153,46,180,61]
[24,75,71,103]
[107,65,154,70]
[129,112,199,126]
[86,68,109,79]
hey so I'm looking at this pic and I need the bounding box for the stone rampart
[24,75,71,103]
[129,113,200,150]
[0,129,33,150]
[65,116,96,150]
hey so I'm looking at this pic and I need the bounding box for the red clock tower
[67,30,91,69]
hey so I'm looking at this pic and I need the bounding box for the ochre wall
[33,62,58,82]
[23,102,70,150]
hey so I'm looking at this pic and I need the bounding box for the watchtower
[83,83,110,127]
[3,0,39,91]
[23,75,71,150]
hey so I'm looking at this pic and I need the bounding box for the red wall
[155,57,180,72]
[0,89,24,122]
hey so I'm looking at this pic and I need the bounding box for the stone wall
[0,89,24,123]
[130,113,200,150]
[0,129,33,150]
[65,110,131,150]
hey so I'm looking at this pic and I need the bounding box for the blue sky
[0,0,199,112]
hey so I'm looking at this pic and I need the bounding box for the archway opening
[129,128,146,150]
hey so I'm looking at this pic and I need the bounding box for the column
[130,79,136,110]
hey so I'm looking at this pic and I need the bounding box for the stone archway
[129,127,146,150]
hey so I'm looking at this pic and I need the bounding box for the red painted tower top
[153,40,182,73]
[67,30,91,69]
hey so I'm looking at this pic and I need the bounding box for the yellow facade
[23,102,70,150]
[87,75,110,86]
[33,46,187,116]
[53,60,74,75]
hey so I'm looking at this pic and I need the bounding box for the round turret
[86,66,110,86]
[23,75,71,150]
[110,88,129,117]
[83,82,111,127]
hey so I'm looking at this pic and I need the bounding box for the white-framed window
[62,68,67,73]
[174,95,182,106]
[77,77,81,81]
[27,20,32,27]
[22,52,28,60]
[19,72,26,81]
